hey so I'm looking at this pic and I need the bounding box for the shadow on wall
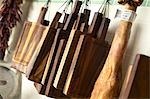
[4,0,33,62]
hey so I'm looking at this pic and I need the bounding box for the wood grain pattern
[52,9,91,91]
[97,18,110,41]
[62,16,110,98]
[91,1,143,98]
[63,38,110,97]
[34,83,68,98]
[12,12,61,74]
[119,54,150,99]
[12,21,32,63]
[41,29,61,85]
[129,54,150,98]
[26,12,62,83]
[63,34,89,96]
[42,0,82,92]
[34,12,70,90]
[45,39,65,94]
[33,30,63,95]
[63,1,82,32]
[37,7,48,24]
[41,13,70,83]
[74,13,85,30]
[50,12,62,28]
[81,9,91,32]
[26,28,57,83]
[41,16,80,96]
[32,1,82,97]
[53,30,77,89]
[31,32,68,98]
[88,12,103,37]
[22,25,46,64]
[12,22,47,73]
[50,12,108,98]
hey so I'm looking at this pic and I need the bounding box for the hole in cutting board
[0,80,7,86]
[0,94,3,99]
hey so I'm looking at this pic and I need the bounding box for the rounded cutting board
[0,65,18,99]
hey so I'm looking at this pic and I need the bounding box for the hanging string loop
[98,0,111,18]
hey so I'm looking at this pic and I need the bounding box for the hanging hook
[98,0,106,12]
[46,0,51,7]
[65,0,73,13]
[58,0,68,11]
[58,0,73,14]
[85,0,90,7]
[44,0,51,8]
